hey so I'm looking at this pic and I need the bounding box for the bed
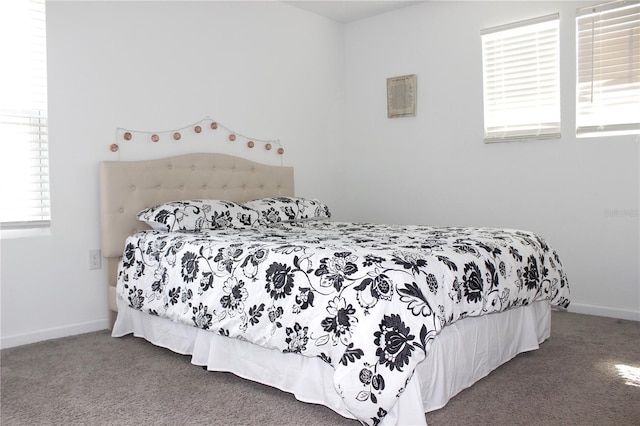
[100,152,570,426]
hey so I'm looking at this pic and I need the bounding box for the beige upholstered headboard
[99,152,294,327]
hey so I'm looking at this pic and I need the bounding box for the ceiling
[283,1,425,24]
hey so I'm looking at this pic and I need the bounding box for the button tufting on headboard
[99,153,294,259]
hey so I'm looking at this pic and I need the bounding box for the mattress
[114,221,569,425]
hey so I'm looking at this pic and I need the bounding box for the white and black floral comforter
[116,222,570,425]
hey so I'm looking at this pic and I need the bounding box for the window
[481,14,561,143]
[576,1,640,137]
[0,0,50,228]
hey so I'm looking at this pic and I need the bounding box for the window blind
[0,0,50,228]
[576,1,640,137]
[481,14,561,143]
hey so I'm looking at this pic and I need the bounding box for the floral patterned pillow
[138,200,260,232]
[243,197,331,225]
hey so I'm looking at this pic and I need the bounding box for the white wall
[1,0,638,349]
[342,1,639,320]
[0,1,345,348]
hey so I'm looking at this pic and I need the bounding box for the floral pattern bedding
[116,221,570,425]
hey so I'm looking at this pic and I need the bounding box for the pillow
[243,197,331,225]
[138,200,260,232]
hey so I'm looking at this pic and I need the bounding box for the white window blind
[481,14,561,143]
[576,1,640,137]
[0,0,50,228]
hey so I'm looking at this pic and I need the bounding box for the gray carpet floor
[1,310,639,426]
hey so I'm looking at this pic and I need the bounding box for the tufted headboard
[99,152,294,326]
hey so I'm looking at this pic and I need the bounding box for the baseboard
[568,303,640,322]
[1,318,111,350]
[2,304,636,349]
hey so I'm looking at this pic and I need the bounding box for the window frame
[575,0,640,138]
[0,0,50,230]
[481,13,562,143]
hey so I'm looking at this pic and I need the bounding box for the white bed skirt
[113,298,551,426]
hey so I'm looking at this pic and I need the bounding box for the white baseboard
[1,318,110,349]
[568,303,640,322]
[2,304,637,349]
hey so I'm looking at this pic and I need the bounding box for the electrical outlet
[89,249,102,270]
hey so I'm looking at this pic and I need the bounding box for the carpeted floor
[1,310,639,426]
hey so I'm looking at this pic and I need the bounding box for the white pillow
[243,197,331,225]
[138,199,260,232]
